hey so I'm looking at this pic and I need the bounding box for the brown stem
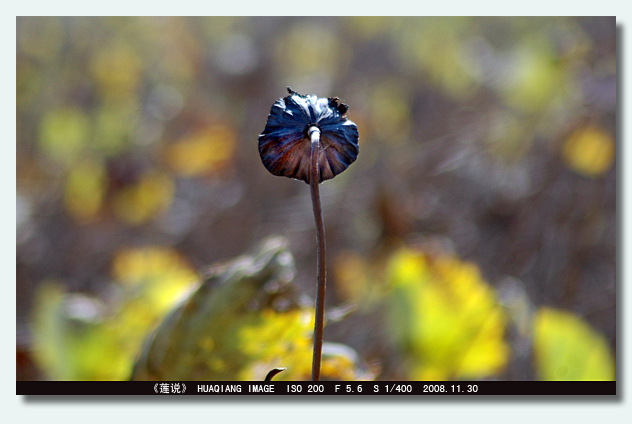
[308,125,326,381]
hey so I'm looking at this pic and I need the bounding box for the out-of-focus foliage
[385,248,508,380]
[132,237,372,381]
[334,246,615,381]
[533,307,615,381]
[31,238,371,381]
[32,248,197,380]
[18,17,615,381]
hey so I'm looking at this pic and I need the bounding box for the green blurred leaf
[31,282,130,380]
[132,237,373,381]
[533,307,615,381]
[386,248,509,380]
[32,249,198,380]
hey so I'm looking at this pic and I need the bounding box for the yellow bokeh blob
[112,247,197,310]
[111,171,174,225]
[562,126,615,177]
[38,108,90,164]
[164,125,235,177]
[64,158,106,222]
[90,40,142,100]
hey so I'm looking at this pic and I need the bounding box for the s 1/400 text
[372,384,478,393]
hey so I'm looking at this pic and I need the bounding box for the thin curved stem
[308,125,326,382]
[264,367,287,381]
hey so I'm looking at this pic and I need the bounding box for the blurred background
[16,16,616,381]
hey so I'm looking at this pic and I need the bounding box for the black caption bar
[17,381,615,396]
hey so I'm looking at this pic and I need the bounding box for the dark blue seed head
[258,87,359,184]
